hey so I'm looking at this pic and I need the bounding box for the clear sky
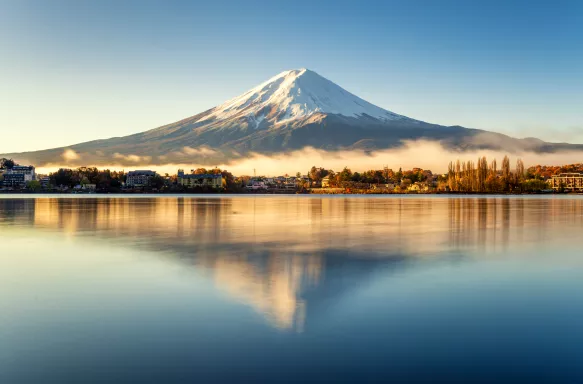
[1,0,582,153]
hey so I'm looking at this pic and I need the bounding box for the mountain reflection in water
[2,196,582,333]
[3,195,583,383]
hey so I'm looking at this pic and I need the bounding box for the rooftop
[127,170,156,176]
[553,173,583,177]
[11,165,34,170]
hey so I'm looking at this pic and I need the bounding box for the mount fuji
[4,68,583,166]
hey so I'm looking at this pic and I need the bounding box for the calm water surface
[1,195,583,383]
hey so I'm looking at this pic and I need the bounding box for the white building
[550,173,583,191]
[245,180,268,190]
[2,165,35,187]
[8,165,35,180]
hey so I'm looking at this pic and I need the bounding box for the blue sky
[1,0,582,153]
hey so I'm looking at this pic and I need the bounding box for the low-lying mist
[36,140,583,175]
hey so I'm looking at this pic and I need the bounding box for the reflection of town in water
[1,196,582,330]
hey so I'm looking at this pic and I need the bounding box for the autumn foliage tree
[526,163,583,179]
[447,156,530,193]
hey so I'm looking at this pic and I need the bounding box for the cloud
[181,146,217,156]
[33,140,583,176]
[113,153,152,163]
[62,149,80,162]
[188,141,582,176]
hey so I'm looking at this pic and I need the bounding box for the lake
[1,195,583,383]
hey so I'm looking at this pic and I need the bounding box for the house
[408,182,430,193]
[245,180,268,190]
[126,170,157,187]
[321,175,331,188]
[371,183,395,192]
[283,179,297,190]
[40,177,50,188]
[74,183,96,191]
[177,170,223,189]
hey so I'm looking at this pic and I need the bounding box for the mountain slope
[3,68,583,166]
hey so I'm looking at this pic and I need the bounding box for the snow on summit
[197,68,408,126]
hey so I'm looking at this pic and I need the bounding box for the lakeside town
[0,157,582,195]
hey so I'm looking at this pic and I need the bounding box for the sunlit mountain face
[2,196,583,331]
[4,69,583,168]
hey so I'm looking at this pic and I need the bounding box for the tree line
[308,166,433,187]
[445,156,548,193]
[47,167,239,192]
[49,167,127,191]
[526,163,583,179]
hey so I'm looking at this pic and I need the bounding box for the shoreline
[0,190,576,196]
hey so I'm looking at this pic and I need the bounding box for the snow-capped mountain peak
[8,68,583,168]
[197,68,408,126]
